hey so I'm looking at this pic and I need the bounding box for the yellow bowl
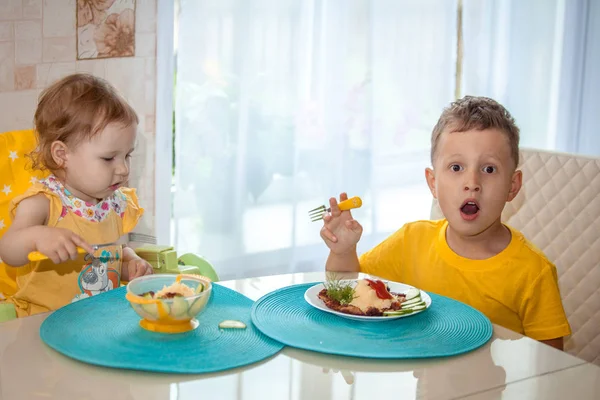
[125,274,212,334]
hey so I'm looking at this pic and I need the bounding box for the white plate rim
[304,279,432,321]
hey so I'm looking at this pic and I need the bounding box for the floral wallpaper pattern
[77,0,136,60]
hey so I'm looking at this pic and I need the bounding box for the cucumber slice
[402,297,423,306]
[404,304,427,312]
[384,301,428,316]
[188,295,209,316]
[218,320,247,329]
[404,288,420,301]
[141,302,161,319]
[170,296,189,318]
[403,301,426,310]
[195,282,205,294]
[384,309,415,316]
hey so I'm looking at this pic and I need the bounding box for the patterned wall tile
[0,43,15,91]
[0,22,14,41]
[145,114,155,134]
[135,0,156,33]
[0,0,22,21]
[15,65,36,90]
[0,90,40,131]
[36,62,76,87]
[42,37,76,62]
[15,20,42,40]
[76,59,106,78]
[135,32,155,57]
[43,0,76,37]
[16,38,42,64]
[144,56,155,78]
[144,79,155,115]
[22,0,43,19]
[105,57,145,114]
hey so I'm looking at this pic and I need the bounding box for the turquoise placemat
[40,284,283,374]
[251,283,492,359]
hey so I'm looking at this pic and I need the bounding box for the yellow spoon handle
[28,247,88,262]
[338,196,363,211]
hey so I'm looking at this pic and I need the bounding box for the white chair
[431,148,600,365]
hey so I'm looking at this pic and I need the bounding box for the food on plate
[318,278,402,316]
[318,278,427,317]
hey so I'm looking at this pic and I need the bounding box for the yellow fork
[308,196,363,222]
[27,242,118,262]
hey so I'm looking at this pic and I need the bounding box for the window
[156,0,597,280]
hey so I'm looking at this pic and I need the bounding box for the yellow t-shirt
[359,219,571,341]
[0,176,144,317]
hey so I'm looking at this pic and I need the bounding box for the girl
[0,73,153,317]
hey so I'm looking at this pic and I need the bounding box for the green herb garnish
[323,276,356,305]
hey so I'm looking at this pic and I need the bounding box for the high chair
[0,129,49,322]
[0,129,219,322]
[430,148,600,365]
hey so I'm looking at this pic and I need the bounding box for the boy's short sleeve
[359,225,406,280]
[520,264,572,341]
[119,187,144,233]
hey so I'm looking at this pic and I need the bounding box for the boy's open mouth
[460,199,480,220]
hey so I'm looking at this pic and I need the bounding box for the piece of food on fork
[308,196,363,222]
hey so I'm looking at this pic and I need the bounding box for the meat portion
[318,289,363,315]
[158,292,184,299]
[139,290,183,299]
[318,288,403,316]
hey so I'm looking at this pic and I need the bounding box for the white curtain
[173,0,596,280]
[462,0,564,149]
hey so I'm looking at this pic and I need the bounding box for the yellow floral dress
[0,175,143,317]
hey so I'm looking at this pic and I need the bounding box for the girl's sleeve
[9,183,64,227]
[118,187,144,234]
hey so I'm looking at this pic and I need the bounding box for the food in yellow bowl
[126,274,212,333]
[141,281,197,299]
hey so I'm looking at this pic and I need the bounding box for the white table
[0,272,598,400]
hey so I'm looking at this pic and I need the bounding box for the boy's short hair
[30,73,138,171]
[430,96,520,168]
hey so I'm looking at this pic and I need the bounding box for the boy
[320,96,571,350]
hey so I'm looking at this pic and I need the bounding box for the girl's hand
[320,192,363,255]
[33,227,95,264]
[123,258,154,281]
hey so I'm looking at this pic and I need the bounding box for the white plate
[304,279,432,321]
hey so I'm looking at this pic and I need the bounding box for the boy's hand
[124,258,154,281]
[33,226,95,264]
[320,192,363,254]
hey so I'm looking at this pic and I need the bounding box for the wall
[0,0,157,234]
